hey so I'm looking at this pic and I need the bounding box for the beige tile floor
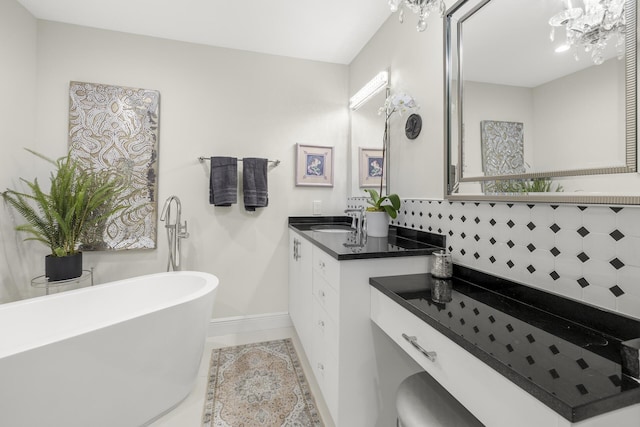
[149,327,335,427]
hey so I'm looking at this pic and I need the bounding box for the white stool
[396,372,484,427]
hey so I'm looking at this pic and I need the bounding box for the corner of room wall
[19,20,351,317]
[347,10,445,201]
[0,0,40,303]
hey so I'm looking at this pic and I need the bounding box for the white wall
[0,0,40,303]
[349,12,445,199]
[533,57,624,171]
[459,58,636,194]
[463,81,534,177]
[457,58,624,180]
[1,17,350,319]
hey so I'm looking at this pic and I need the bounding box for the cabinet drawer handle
[319,261,326,269]
[319,290,325,298]
[293,239,301,261]
[317,363,324,371]
[292,239,296,260]
[402,333,437,362]
[318,320,325,328]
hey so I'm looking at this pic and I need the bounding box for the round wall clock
[405,114,422,140]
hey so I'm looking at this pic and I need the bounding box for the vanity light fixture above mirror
[349,71,389,111]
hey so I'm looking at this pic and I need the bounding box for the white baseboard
[207,311,293,337]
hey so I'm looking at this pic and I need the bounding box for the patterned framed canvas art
[480,120,525,176]
[359,147,385,188]
[480,120,526,193]
[68,81,160,250]
[295,144,334,187]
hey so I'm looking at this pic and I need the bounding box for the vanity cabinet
[288,229,431,426]
[289,230,313,353]
[370,287,640,427]
[371,287,557,427]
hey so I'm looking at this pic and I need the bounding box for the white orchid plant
[378,92,419,121]
[370,91,419,209]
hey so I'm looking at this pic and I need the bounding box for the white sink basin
[310,224,354,233]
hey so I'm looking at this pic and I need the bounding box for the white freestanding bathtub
[0,271,219,427]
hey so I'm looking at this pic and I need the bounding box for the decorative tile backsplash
[347,198,640,320]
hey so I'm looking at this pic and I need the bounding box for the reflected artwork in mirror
[444,0,639,204]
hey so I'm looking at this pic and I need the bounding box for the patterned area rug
[202,339,324,427]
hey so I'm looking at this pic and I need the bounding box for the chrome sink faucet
[344,206,365,235]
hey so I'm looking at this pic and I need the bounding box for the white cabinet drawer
[370,288,559,427]
[312,272,339,322]
[312,246,340,288]
[312,300,338,355]
[312,330,339,420]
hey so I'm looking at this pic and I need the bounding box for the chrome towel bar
[198,156,280,167]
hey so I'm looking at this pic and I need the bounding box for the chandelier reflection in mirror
[549,0,626,64]
[388,0,445,32]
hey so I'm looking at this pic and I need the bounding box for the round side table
[31,269,94,295]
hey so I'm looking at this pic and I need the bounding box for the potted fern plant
[364,189,400,237]
[2,149,125,281]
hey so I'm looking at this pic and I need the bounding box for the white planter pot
[366,211,390,237]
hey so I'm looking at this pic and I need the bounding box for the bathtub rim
[0,270,219,359]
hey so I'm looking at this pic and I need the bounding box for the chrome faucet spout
[344,206,365,235]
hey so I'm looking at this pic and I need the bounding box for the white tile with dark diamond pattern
[347,197,640,320]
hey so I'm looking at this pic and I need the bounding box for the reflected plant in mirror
[444,0,638,204]
[484,177,564,195]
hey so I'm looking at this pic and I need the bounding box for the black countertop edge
[453,265,640,343]
[288,216,446,248]
[288,217,445,260]
[288,216,445,248]
[290,226,441,260]
[369,273,640,422]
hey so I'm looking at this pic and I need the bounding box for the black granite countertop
[289,216,444,260]
[370,265,640,422]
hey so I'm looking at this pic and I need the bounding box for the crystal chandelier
[387,0,446,32]
[548,0,626,64]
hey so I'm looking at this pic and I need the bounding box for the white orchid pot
[366,210,390,237]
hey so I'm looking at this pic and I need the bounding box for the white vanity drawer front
[312,300,338,355]
[323,350,339,421]
[312,246,340,288]
[312,331,339,420]
[370,288,559,427]
[312,272,339,322]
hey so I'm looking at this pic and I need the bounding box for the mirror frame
[444,0,639,204]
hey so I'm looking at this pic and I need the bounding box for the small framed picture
[295,144,334,187]
[359,147,385,188]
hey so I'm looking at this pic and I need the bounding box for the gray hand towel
[209,157,237,206]
[242,158,268,211]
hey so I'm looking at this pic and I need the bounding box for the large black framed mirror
[445,0,638,204]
